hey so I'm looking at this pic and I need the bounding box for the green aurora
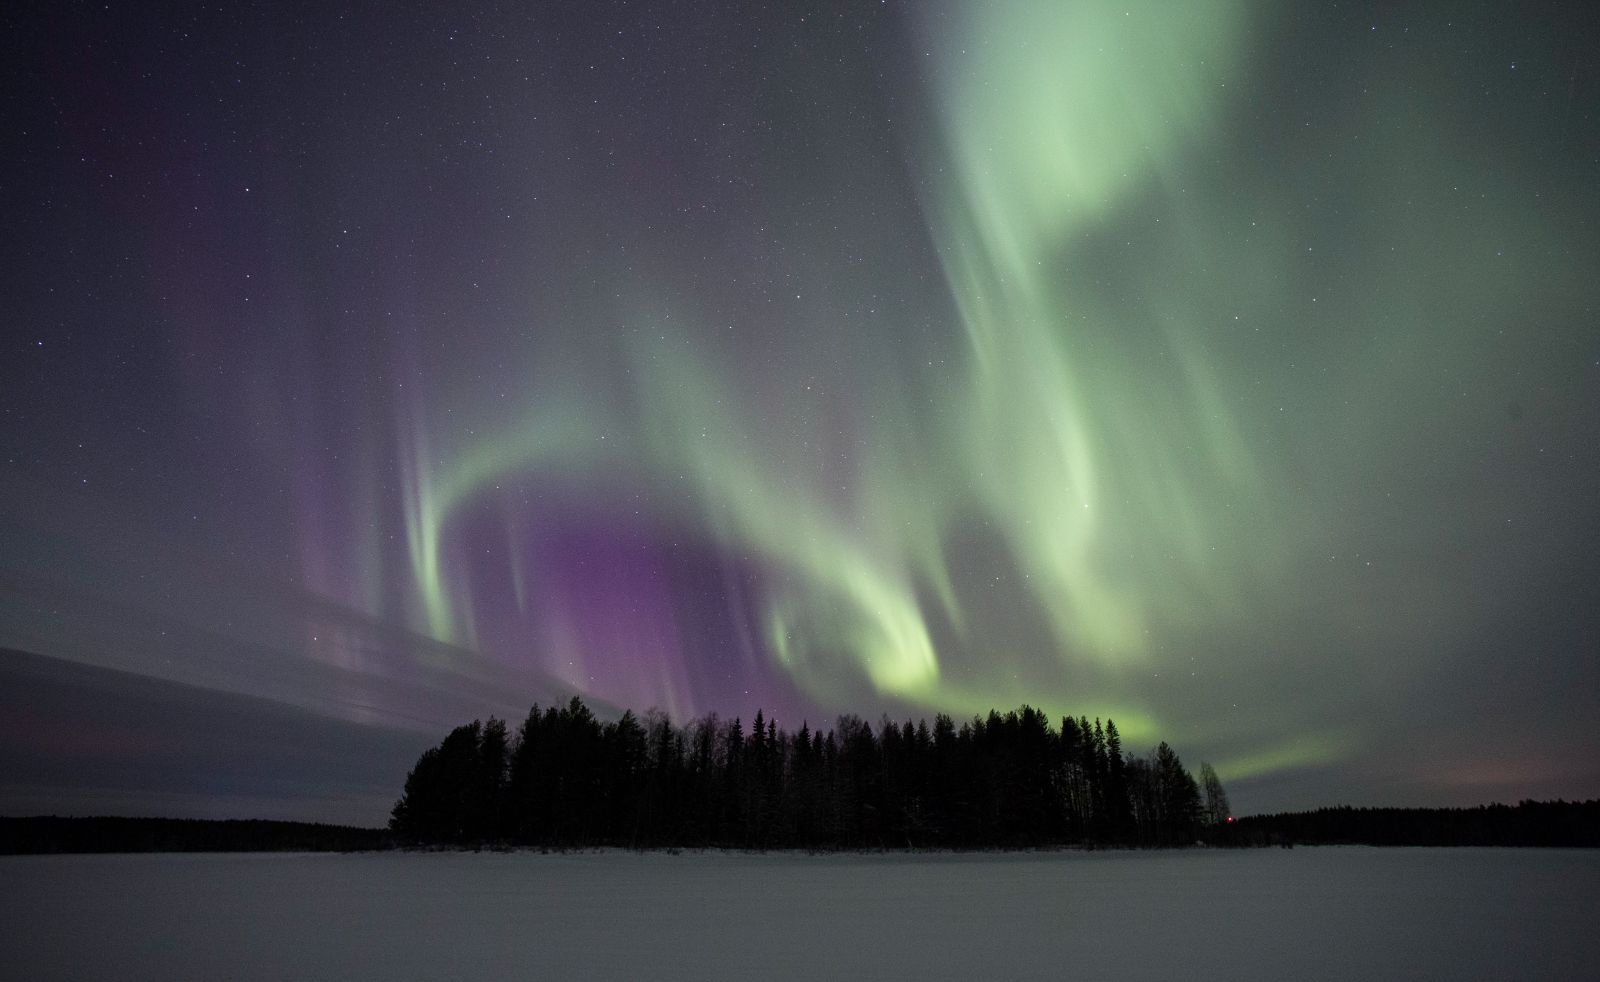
[2,0,1596,814]
[394,0,1593,781]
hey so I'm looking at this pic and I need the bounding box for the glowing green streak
[925,0,1253,664]
[636,346,941,700]
[400,426,451,643]
[403,399,604,645]
[1215,733,1350,783]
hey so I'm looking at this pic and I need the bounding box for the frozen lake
[3,848,1596,980]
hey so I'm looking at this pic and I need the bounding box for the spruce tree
[1199,761,1231,827]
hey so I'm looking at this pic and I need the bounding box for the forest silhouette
[3,693,1592,853]
[389,698,1229,849]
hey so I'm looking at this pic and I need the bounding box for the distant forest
[0,817,388,855]
[1224,801,1600,848]
[389,697,1229,849]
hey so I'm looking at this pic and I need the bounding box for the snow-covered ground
[3,848,1596,980]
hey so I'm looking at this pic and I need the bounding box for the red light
[1225,816,1234,823]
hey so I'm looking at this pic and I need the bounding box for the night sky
[3,0,1598,824]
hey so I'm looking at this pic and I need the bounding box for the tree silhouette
[1154,742,1203,845]
[1199,761,1231,827]
[477,717,508,841]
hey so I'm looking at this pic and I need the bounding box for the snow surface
[2,848,1596,980]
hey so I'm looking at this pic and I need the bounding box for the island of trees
[388,697,1232,849]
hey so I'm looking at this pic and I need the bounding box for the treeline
[1222,800,1600,848]
[389,697,1230,849]
[0,816,391,855]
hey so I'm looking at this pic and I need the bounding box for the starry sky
[3,0,1598,824]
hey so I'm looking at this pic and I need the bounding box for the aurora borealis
[3,0,1598,822]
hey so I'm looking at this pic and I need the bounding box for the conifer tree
[478,717,509,841]
[1199,761,1231,827]
[1103,719,1134,843]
